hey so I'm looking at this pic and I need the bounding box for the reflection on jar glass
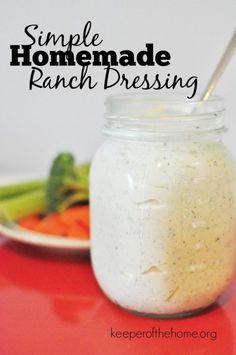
[90,94,236,318]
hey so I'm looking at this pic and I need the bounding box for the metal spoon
[201,29,236,101]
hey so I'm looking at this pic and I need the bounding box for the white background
[0,0,235,174]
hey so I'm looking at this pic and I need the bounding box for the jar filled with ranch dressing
[90,94,236,318]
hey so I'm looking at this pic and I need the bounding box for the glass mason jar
[90,94,236,318]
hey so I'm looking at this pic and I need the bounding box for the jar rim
[105,93,224,119]
[103,93,225,139]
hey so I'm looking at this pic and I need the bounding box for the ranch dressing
[90,94,236,317]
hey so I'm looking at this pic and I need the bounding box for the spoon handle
[201,30,236,101]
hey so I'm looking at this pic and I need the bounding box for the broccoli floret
[46,152,90,212]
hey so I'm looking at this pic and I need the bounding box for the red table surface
[0,236,235,355]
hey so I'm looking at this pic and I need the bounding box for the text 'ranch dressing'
[90,94,236,317]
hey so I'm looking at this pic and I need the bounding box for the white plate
[0,223,90,251]
[0,174,90,252]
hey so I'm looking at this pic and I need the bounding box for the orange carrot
[76,205,90,229]
[19,215,41,230]
[60,205,90,228]
[66,222,89,239]
[35,214,67,236]
[18,205,90,239]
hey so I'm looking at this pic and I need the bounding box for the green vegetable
[0,179,45,200]
[0,152,90,221]
[0,189,46,222]
[46,153,89,212]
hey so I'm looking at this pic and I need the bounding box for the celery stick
[0,189,47,221]
[0,179,46,200]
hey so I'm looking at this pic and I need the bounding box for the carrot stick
[66,222,89,239]
[35,214,67,236]
[19,215,41,230]
[60,205,90,228]
[18,204,90,239]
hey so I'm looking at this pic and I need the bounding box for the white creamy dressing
[90,137,236,315]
